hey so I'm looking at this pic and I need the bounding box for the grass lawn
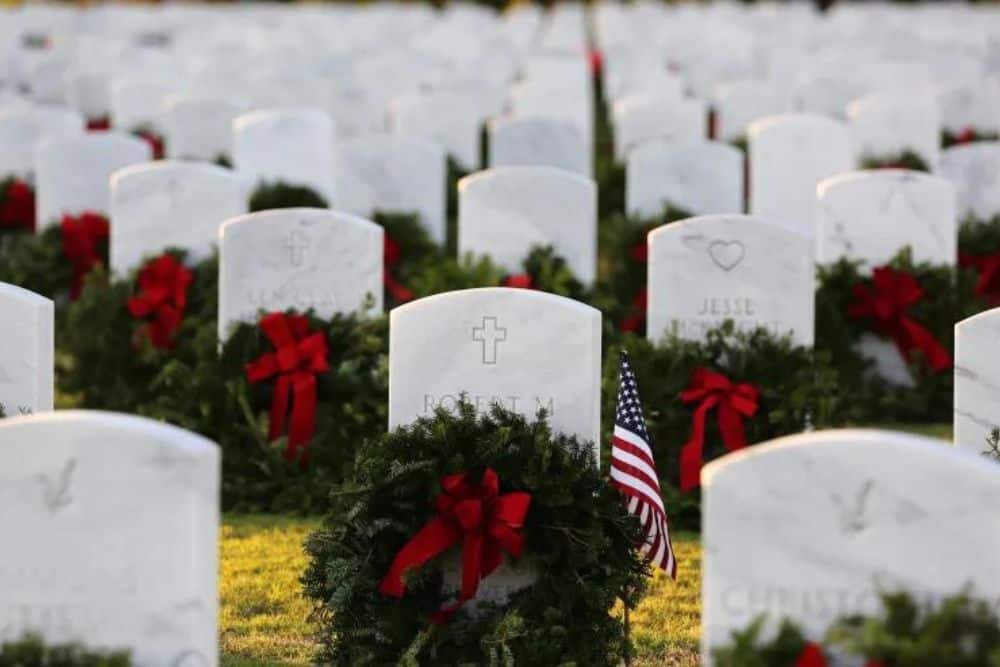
[218,424,951,666]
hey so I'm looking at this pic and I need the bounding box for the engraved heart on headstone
[707,240,745,271]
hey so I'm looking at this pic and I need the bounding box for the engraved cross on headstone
[284,230,309,267]
[472,316,507,365]
[165,177,182,210]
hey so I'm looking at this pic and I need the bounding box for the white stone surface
[110,78,172,133]
[647,215,814,346]
[816,169,956,268]
[387,91,482,171]
[0,105,83,179]
[702,429,1000,664]
[627,139,743,218]
[35,132,151,229]
[232,108,336,204]
[389,287,601,458]
[954,308,1000,455]
[712,80,789,141]
[458,166,597,284]
[489,115,590,177]
[0,410,219,667]
[163,96,244,162]
[847,92,941,170]
[218,207,383,340]
[940,142,1000,221]
[612,95,707,161]
[331,134,447,244]
[110,161,248,276]
[749,113,854,237]
[0,283,53,416]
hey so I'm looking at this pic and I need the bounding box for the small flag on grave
[610,350,676,578]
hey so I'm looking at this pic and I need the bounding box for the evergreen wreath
[301,401,648,666]
[248,181,329,212]
[0,634,130,667]
[603,323,846,531]
[942,128,1000,148]
[712,589,1000,666]
[145,307,388,514]
[815,250,977,423]
[0,176,35,237]
[374,211,443,308]
[958,216,1000,307]
[858,150,930,172]
[58,250,217,414]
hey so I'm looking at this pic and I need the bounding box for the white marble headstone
[218,207,383,340]
[110,78,172,134]
[702,429,1000,664]
[712,80,788,141]
[331,134,447,244]
[816,169,956,268]
[0,411,219,666]
[627,139,743,218]
[232,108,336,204]
[954,308,1000,455]
[35,132,151,229]
[647,215,814,346]
[388,287,601,455]
[612,95,707,161]
[163,96,243,163]
[458,166,597,284]
[940,142,1000,222]
[488,115,590,177]
[0,283,53,417]
[388,91,482,171]
[749,113,854,237]
[846,92,940,170]
[0,106,84,179]
[110,161,248,276]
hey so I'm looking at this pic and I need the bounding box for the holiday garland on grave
[712,589,1000,666]
[958,215,1000,307]
[858,150,931,172]
[301,401,648,666]
[58,250,216,414]
[603,323,845,530]
[247,181,329,212]
[815,250,978,423]
[131,126,165,160]
[0,634,131,666]
[942,127,1000,148]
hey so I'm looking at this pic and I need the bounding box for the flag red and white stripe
[611,351,677,578]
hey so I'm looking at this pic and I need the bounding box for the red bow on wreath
[795,642,885,667]
[960,251,1000,305]
[954,126,977,145]
[380,468,531,622]
[848,266,951,373]
[245,313,329,463]
[134,129,164,160]
[502,273,534,289]
[127,254,193,350]
[383,234,414,304]
[61,211,109,300]
[86,117,110,132]
[678,368,760,492]
[0,180,35,232]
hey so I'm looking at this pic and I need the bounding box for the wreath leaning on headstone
[0,634,131,666]
[302,401,648,666]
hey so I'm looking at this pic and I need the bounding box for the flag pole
[623,598,632,667]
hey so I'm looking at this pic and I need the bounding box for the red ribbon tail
[270,374,291,444]
[716,401,749,452]
[286,372,317,461]
[795,642,829,667]
[679,398,715,491]
[379,517,460,598]
[900,317,952,373]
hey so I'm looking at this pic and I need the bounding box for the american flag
[610,351,676,578]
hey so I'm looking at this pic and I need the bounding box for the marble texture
[35,132,151,229]
[489,116,590,177]
[938,81,1000,135]
[389,287,601,459]
[647,215,814,347]
[711,80,789,141]
[110,161,249,275]
[940,142,1000,221]
[163,96,244,162]
[0,283,53,416]
[702,429,1000,664]
[626,139,743,218]
[847,92,941,171]
[954,308,1000,455]
[612,95,707,160]
[749,113,854,237]
[232,108,336,204]
[458,166,597,284]
[816,169,956,268]
[509,79,593,160]
[218,208,383,340]
[331,134,447,244]
[0,105,83,179]
[387,91,483,171]
[110,78,172,133]
[0,411,219,667]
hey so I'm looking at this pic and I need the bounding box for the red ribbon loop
[384,234,414,304]
[61,211,109,299]
[848,266,951,373]
[245,313,329,462]
[502,273,534,289]
[127,254,193,349]
[678,367,760,491]
[0,180,35,232]
[795,642,884,667]
[961,251,1000,305]
[379,468,531,620]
